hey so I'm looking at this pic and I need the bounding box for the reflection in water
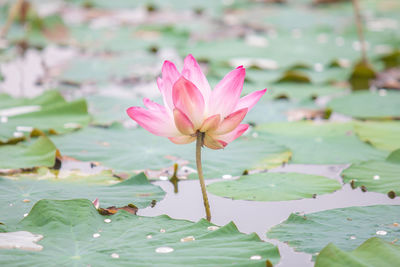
[168,163,180,194]
[139,164,400,267]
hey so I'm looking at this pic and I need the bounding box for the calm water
[139,164,400,267]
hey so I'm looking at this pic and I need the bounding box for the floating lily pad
[9,167,122,185]
[0,137,56,169]
[342,149,400,196]
[328,91,400,119]
[256,122,387,164]
[60,54,141,84]
[315,237,400,267]
[0,91,65,110]
[0,173,164,225]
[0,91,90,143]
[243,100,297,125]
[267,205,400,256]
[86,95,141,126]
[354,121,400,151]
[51,124,291,179]
[0,199,280,266]
[264,83,346,101]
[207,172,341,201]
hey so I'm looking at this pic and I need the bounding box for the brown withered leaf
[286,108,329,121]
[371,68,400,90]
[43,24,69,44]
[98,204,138,215]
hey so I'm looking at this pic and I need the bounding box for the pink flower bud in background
[92,198,99,209]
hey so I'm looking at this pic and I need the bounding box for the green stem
[352,0,368,64]
[196,132,211,221]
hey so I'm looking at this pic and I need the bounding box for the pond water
[139,164,400,266]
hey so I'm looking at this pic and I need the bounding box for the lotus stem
[196,131,211,221]
[352,0,368,64]
[0,0,24,38]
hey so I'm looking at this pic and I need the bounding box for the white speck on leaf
[111,253,119,258]
[376,230,387,236]
[155,247,174,253]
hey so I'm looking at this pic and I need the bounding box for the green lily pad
[8,167,122,185]
[69,24,189,53]
[342,149,400,196]
[207,172,341,201]
[0,173,164,225]
[315,237,400,267]
[51,124,291,179]
[0,137,56,169]
[0,91,65,110]
[264,83,346,101]
[256,122,388,164]
[243,99,318,125]
[0,91,90,143]
[0,199,280,266]
[267,205,400,256]
[354,121,400,151]
[86,95,140,126]
[60,54,142,84]
[328,91,400,119]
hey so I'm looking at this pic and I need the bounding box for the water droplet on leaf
[104,219,111,223]
[180,236,195,242]
[111,253,119,258]
[250,255,262,260]
[376,230,387,236]
[159,176,168,181]
[207,226,219,231]
[16,126,33,132]
[314,63,324,72]
[13,132,24,138]
[378,89,387,96]
[155,247,174,253]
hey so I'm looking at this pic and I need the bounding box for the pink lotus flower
[127,54,266,149]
